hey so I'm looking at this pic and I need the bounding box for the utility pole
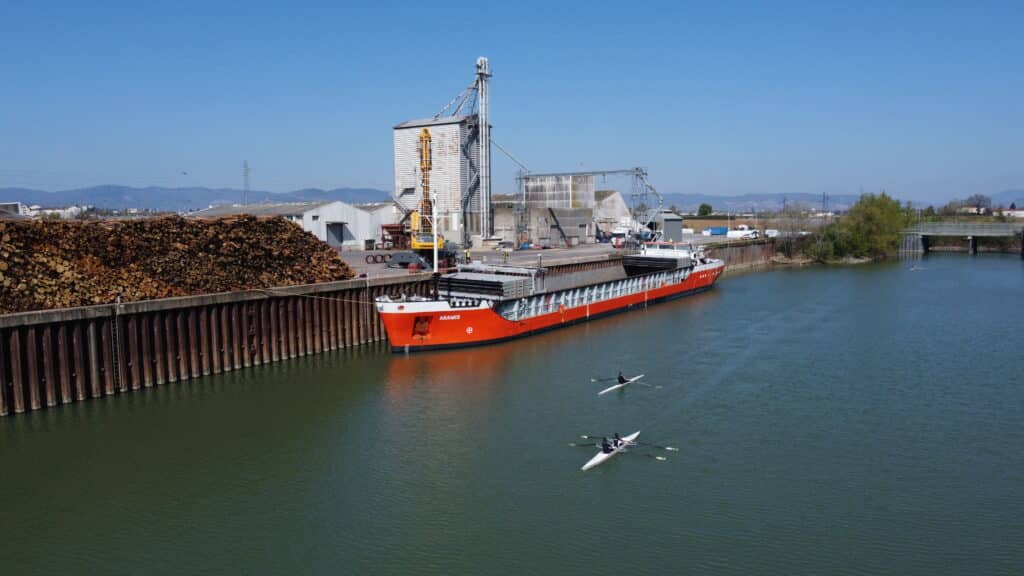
[243,160,250,205]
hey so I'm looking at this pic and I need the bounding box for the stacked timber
[0,215,352,313]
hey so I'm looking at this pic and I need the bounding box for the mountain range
[2,185,1022,214]
[991,189,1024,208]
[658,193,862,213]
[0,185,392,212]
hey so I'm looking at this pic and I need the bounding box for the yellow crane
[410,128,444,253]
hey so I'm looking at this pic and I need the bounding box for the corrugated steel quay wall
[0,275,432,417]
[707,239,776,272]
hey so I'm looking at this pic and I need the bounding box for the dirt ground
[681,218,763,231]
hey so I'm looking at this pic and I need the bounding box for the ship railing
[500,268,688,322]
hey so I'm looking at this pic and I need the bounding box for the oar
[578,434,616,441]
[580,434,675,449]
[636,442,679,452]
[590,377,618,383]
[567,441,599,448]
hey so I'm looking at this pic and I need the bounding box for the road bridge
[901,222,1024,256]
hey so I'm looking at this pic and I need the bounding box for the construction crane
[409,128,445,270]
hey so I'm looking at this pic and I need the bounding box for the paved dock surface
[339,235,733,278]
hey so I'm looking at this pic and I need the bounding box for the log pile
[0,215,353,313]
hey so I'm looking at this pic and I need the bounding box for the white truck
[726,224,760,239]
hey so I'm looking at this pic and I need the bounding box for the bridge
[901,222,1024,256]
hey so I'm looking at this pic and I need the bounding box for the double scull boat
[581,431,641,471]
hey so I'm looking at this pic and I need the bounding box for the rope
[254,288,384,306]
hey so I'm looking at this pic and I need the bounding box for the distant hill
[991,189,1024,208]
[0,185,392,211]
[659,193,862,213]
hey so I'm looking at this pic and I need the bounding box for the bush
[804,192,912,262]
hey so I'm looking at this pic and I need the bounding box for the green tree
[804,192,912,261]
[697,203,713,216]
[965,194,992,213]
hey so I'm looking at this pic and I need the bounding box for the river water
[2,254,1022,575]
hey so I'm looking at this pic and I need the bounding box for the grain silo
[393,58,491,246]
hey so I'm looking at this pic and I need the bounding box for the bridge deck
[904,222,1024,237]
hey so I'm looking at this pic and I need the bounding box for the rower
[617,371,627,384]
[613,432,623,448]
[601,437,613,454]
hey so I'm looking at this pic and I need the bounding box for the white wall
[294,201,406,249]
[393,118,481,241]
[292,202,368,249]
[366,204,402,231]
[594,191,630,229]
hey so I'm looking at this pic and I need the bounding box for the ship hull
[376,262,723,352]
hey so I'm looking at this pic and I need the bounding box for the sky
[1,0,1021,203]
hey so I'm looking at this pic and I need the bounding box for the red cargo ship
[375,243,724,352]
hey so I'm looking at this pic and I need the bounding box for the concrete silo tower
[393,57,492,247]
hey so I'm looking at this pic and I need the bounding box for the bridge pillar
[968,236,977,255]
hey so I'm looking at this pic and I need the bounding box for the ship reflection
[385,343,515,401]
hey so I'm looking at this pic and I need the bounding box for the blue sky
[1,0,1021,203]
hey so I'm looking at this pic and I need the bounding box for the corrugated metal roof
[191,201,338,218]
[354,202,396,211]
[393,115,472,129]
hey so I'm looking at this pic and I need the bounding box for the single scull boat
[597,375,645,396]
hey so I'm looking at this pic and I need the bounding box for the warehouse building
[192,200,399,249]
[491,195,595,247]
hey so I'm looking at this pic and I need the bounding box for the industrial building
[492,195,596,247]
[392,57,491,247]
[522,173,595,209]
[387,58,669,250]
[0,202,28,216]
[652,210,684,241]
[192,200,399,249]
[393,116,481,242]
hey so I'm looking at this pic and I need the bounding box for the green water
[2,254,1023,575]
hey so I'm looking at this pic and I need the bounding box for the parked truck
[702,226,729,236]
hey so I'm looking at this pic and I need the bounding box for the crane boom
[410,128,444,256]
